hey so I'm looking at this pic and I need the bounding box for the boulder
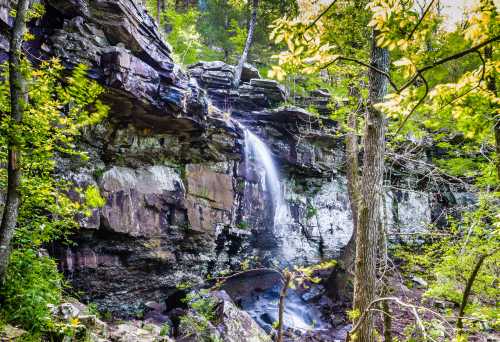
[100,166,185,237]
[177,291,271,342]
[240,63,261,82]
[109,323,173,342]
[0,325,27,341]
[211,291,272,342]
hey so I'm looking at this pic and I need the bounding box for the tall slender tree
[0,0,30,284]
[233,0,259,88]
[352,30,389,342]
[157,0,162,24]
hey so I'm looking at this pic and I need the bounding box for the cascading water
[205,100,327,334]
[243,128,289,228]
[239,127,329,334]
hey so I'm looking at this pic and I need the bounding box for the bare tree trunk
[456,250,497,333]
[352,30,389,342]
[222,0,229,63]
[382,300,392,342]
[327,86,360,301]
[343,85,362,272]
[233,0,258,88]
[156,0,161,25]
[277,271,291,342]
[0,0,30,284]
[379,201,392,341]
[484,46,499,180]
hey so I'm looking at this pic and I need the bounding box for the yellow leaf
[286,37,294,52]
[70,318,80,327]
[393,57,412,67]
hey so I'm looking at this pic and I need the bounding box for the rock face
[188,61,287,112]
[177,291,271,342]
[0,0,470,317]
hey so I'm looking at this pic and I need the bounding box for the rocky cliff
[0,0,472,317]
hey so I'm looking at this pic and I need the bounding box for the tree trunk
[233,0,258,88]
[379,206,391,341]
[343,85,361,272]
[484,46,499,180]
[0,0,30,284]
[382,300,392,342]
[327,85,360,301]
[456,250,498,333]
[351,30,389,342]
[156,0,162,25]
[223,0,229,63]
[277,271,292,342]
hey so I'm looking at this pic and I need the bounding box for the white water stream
[243,128,289,228]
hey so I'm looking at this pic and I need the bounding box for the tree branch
[394,38,496,134]
[457,248,499,331]
[303,0,338,36]
[346,297,434,342]
[407,0,436,41]
[394,72,429,135]
[322,56,399,92]
[431,50,486,116]
[419,35,500,74]
[211,267,285,287]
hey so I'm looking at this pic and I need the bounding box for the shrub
[0,249,63,332]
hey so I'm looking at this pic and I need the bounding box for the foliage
[396,193,500,333]
[425,194,499,330]
[183,290,218,322]
[146,0,298,67]
[159,322,171,336]
[0,59,108,248]
[269,0,498,186]
[0,249,63,332]
[372,0,499,187]
[84,185,106,215]
[0,58,108,333]
[268,0,370,103]
[162,5,216,65]
[179,290,220,342]
[291,259,337,288]
[197,0,246,63]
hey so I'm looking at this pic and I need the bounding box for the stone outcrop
[188,61,287,112]
[177,291,271,342]
[45,0,209,133]
[49,300,174,342]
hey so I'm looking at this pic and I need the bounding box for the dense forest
[0,0,498,341]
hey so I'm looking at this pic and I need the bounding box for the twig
[394,72,429,135]
[346,296,434,342]
[419,35,499,74]
[431,50,486,116]
[322,56,399,92]
[407,0,436,41]
[277,271,292,342]
[303,0,338,37]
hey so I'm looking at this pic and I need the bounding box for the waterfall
[243,128,288,228]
